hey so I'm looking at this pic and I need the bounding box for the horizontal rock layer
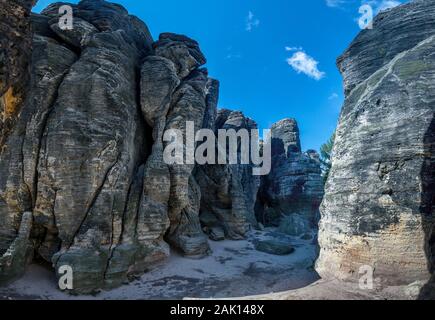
[196,109,261,241]
[317,0,435,291]
[256,119,324,238]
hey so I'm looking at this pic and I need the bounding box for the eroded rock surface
[140,33,214,258]
[0,0,35,148]
[2,2,322,295]
[196,109,260,241]
[0,1,222,293]
[255,119,324,237]
[317,0,435,292]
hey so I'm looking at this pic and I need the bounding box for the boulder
[254,239,295,256]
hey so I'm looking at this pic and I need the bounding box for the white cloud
[326,0,347,8]
[226,53,243,60]
[285,46,303,52]
[286,50,325,81]
[362,0,403,13]
[371,0,402,12]
[326,0,403,12]
[246,11,260,32]
[329,93,339,100]
[226,46,242,60]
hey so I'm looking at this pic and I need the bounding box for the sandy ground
[0,230,320,300]
[234,279,426,300]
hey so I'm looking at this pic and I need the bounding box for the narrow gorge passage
[1,0,323,298]
[1,0,434,301]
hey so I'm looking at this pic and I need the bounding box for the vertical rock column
[140,33,214,257]
[196,109,260,241]
[255,119,324,238]
[31,1,155,293]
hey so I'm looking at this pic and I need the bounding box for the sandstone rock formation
[316,0,435,294]
[1,0,287,294]
[196,109,260,241]
[255,119,324,238]
[148,34,211,258]
[0,0,219,293]
[0,0,35,149]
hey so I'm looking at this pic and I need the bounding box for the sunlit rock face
[2,0,433,299]
[255,119,324,238]
[0,0,35,148]
[316,0,435,290]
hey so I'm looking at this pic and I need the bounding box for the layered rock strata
[0,1,325,295]
[255,119,324,238]
[196,109,260,241]
[0,0,35,148]
[0,0,218,293]
[317,0,435,291]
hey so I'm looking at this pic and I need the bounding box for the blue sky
[34,0,407,151]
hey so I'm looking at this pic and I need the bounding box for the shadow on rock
[419,116,435,300]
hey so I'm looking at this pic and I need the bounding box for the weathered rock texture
[256,119,324,237]
[0,0,324,296]
[143,33,212,258]
[0,0,231,293]
[0,0,157,293]
[317,0,435,293]
[0,0,35,149]
[196,109,260,241]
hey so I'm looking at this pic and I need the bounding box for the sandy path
[0,230,319,300]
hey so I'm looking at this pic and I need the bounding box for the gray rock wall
[317,0,435,289]
[0,0,222,293]
[256,119,324,238]
[0,0,35,149]
[196,109,260,241]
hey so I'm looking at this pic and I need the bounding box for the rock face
[0,0,205,293]
[0,0,156,293]
[196,109,260,241]
[256,119,324,237]
[254,239,295,256]
[317,0,435,291]
[0,0,35,148]
[144,33,211,258]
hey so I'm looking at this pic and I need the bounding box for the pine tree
[320,132,335,184]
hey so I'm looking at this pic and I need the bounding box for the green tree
[320,132,335,184]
